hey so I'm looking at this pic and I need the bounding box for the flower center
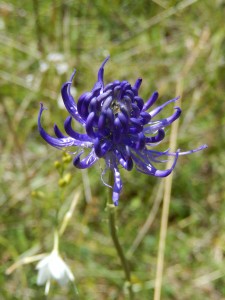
[110,99,121,115]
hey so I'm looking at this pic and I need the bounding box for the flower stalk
[53,229,59,252]
[107,171,133,299]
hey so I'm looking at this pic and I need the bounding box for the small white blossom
[47,52,64,62]
[56,62,69,75]
[36,249,74,295]
[25,74,34,87]
[39,61,49,73]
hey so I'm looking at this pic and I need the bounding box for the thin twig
[6,253,47,275]
[59,189,81,236]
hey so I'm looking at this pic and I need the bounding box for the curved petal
[154,151,179,177]
[140,111,151,125]
[104,80,120,92]
[122,136,142,150]
[114,150,133,171]
[131,150,179,177]
[136,132,146,150]
[133,78,142,91]
[77,92,93,120]
[123,133,146,150]
[73,149,98,169]
[124,90,134,101]
[101,94,113,111]
[38,103,80,148]
[144,107,181,133]
[89,97,99,113]
[145,129,165,144]
[94,56,110,90]
[134,96,144,111]
[64,116,92,142]
[178,144,208,155]
[54,124,66,138]
[118,111,129,133]
[94,138,112,158]
[142,91,159,112]
[98,113,107,134]
[143,148,172,163]
[86,112,97,138]
[98,91,113,110]
[130,104,140,118]
[105,108,114,129]
[113,117,122,142]
[149,96,180,118]
[129,118,143,134]
[61,71,85,124]
[112,164,122,206]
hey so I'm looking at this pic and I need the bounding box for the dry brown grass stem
[153,28,210,300]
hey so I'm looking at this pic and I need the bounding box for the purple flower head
[38,57,207,206]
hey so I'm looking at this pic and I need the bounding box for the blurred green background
[0,0,225,299]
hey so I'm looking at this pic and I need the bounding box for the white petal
[36,250,74,287]
[37,265,50,286]
[49,253,66,281]
[36,254,50,270]
[45,280,51,295]
[64,264,75,282]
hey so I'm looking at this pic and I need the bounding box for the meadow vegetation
[0,0,224,299]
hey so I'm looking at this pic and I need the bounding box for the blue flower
[38,57,207,206]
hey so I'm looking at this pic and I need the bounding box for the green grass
[0,0,224,299]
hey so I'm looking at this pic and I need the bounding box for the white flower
[47,52,64,62]
[36,249,74,295]
[56,62,69,75]
[39,61,49,73]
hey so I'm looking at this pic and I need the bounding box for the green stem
[53,229,59,252]
[107,171,133,299]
